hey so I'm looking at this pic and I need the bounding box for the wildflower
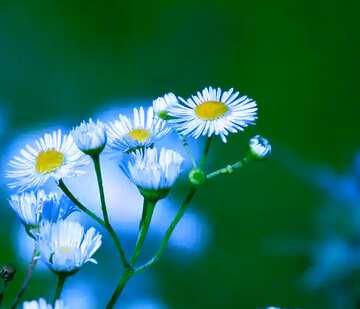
[106,106,169,153]
[22,298,67,309]
[169,86,257,142]
[0,264,16,283]
[9,191,76,229]
[249,135,271,160]
[38,220,102,274]
[152,92,178,120]
[72,119,107,156]
[120,147,184,201]
[7,130,89,192]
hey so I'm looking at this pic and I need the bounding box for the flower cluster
[3,87,272,308]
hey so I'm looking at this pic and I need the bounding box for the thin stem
[105,269,133,309]
[106,199,156,308]
[11,247,39,309]
[206,157,250,179]
[52,274,66,305]
[130,199,156,265]
[0,282,9,305]
[58,179,131,269]
[135,186,197,273]
[58,179,104,226]
[199,136,213,169]
[92,154,110,226]
[177,132,197,167]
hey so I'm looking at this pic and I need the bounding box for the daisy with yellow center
[169,87,258,142]
[106,106,170,153]
[38,220,102,273]
[6,130,90,192]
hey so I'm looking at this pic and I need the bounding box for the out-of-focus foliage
[0,0,359,308]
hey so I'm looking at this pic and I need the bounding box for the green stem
[177,132,197,167]
[135,186,197,273]
[105,269,133,309]
[0,282,9,305]
[58,179,131,269]
[106,199,156,308]
[52,274,66,305]
[200,136,213,169]
[92,155,110,226]
[58,179,104,226]
[206,156,250,179]
[130,199,156,265]
[11,247,39,309]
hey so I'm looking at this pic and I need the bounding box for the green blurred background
[1,0,359,308]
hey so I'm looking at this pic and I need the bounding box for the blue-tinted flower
[249,135,271,160]
[9,190,76,228]
[169,87,257,142]
[121,147,184,200]
[6,130,89,192]
[106,106,169,153]
[72,119,107,156]
[22,298,67,309]
[38,220,102,273]
[153,92,178,120]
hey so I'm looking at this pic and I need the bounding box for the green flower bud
[188,168,206,185]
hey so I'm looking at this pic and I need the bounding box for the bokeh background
[0,0,360,308]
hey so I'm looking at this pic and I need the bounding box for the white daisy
[152,92,178,119]
[249,135,271,160]
[72,119,107,156]
[23,298,67,309]
[120,147,184,200]
[9,190,76,228]
[6,130,90,192]
[169,86,257,142]
[38,220,102,274]
[106,106,169,153]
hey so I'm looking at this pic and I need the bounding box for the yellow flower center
[35,150,65,174]
[194,101,228,120]
[59,246,73,254]
[128,129,151,142]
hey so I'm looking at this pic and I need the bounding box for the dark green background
[0,0,359,308]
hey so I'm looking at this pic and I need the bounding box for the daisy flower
[72,119,107,156]
[9,190,76,228]
[106,106,169,153]
[169,86,257,142]
[6,130,89,192]
[152,92,178,120]
[22,298,67,309]
[38,220,102,274]
[120,147,184,200]
[249,135,271,160]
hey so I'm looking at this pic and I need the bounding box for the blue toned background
[0,0,359,308]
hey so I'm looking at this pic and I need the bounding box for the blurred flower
[169,86,257,142]
[72,119,107,156]
[152,92,178,120]
[9,190,76,228]
[249,135,272,160]
[0,264,16,283]
[120,147,184,201]
[6,130,89,192]
[38,220,102,274]
[22,298,67,309]
[106,106,169,153]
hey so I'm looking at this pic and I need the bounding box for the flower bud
[188,168,206,185]
[72,119,107,156]
[0,264,16,283]
[153,93,178,120]
[249,135,271,160]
